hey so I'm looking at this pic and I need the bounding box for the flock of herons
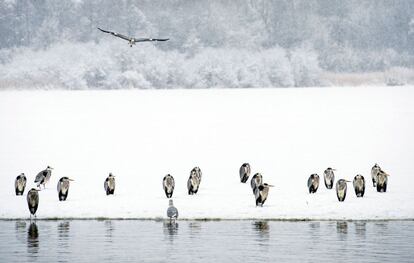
[9,28,393,224]
[306,163,389,200]
[14,163,390,221]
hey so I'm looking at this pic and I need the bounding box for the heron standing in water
[167,200,179,222]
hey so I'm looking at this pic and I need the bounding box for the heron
[307,174,320,194]
[371,163,381,187]
[191,167,202,183]
[250,173,263,194]
[57,177,74,201]
[376,170,390,192]
[163,174,175,198]
[34,166,53,189]
[15,173,27,195]
[104,173,116,195]
[254,183,274,207]
[323,167,335,189]
[239,163,251,183]
[336,179,351,202]
[97,27,169,47]
[187,171,200,195]
[167,200,179,222]
[353,174,365,197]
[27,188,40,220]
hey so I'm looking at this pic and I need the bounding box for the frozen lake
[0,220,413,262]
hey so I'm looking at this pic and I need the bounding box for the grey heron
[57,177,74,201]
[239,163,251,183]
[15,173,27,195]
[97,27,169,47]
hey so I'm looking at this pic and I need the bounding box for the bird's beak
[345,180,351,182]
[69,179,74,181]
[268,185,275,187]
[332,169,337,171]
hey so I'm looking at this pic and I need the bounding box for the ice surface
[0,87,413,220]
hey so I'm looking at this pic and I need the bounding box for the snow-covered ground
[1,86,413,220]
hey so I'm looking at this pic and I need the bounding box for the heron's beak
[69,179,74,181]
[332,169,337,171]
[268,185,275,187]
[345,180,351,182]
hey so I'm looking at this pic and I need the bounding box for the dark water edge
[1,217,414,221]
[1,220,413,263]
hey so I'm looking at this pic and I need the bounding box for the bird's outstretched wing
[97,27,130,41]
[133,38,170,42]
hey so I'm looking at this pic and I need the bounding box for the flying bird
[97,27,169,47]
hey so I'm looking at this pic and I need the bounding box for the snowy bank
[0,87,413,220]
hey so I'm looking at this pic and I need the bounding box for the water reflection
[0,220,409,263]
[253,221,270,246]
[163,221,179,241]
[253,221,269,234]
[336,221,348,240]
[105,220,115,241]
[354,222,366,238]
[27,222,39,255]
[308,222,320,235]
[15,221,27,243]
[188,222,201,236]
[58,221,70,238]
[374,222,389,236]
[15,221,27,232]
[58,221,70,252]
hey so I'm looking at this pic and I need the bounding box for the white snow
[0,86,413,220]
